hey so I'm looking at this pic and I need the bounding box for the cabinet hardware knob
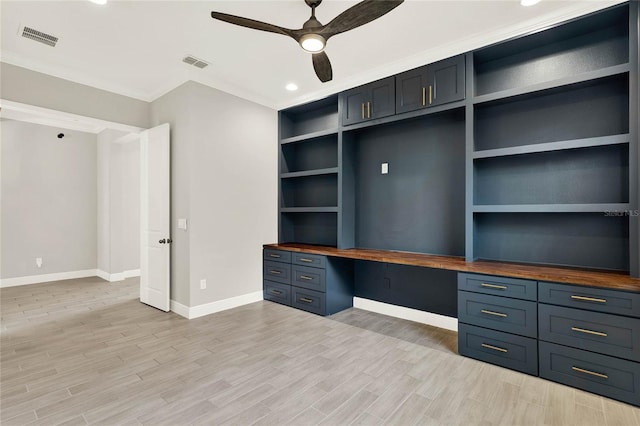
[429,85,433,105]
[481,343,508,353]
[571,326,607,337]
[571,295,606,303]
[299,258,313,263]
[270,289,283,295]
[269,254,281,258]
[481,283,507,290]
[269,270,281,275]
[300,275,313,281]
[299,297,314,303]
[480,309,508,318]
[572,366,608,379]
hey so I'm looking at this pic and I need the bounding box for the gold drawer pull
[481,343,508,353]
[299,297,314,304]
[422,87,426,106]
[481,283,508,290]
[270,289,283,295]
[429,85,433,104]
[571,327,607,337]
[300,275,313,281]
[481,309,508,318]
[269,270,282,275]
[299,258,314,263]
[361,103,365,119]
[572,366,608,379]
[571,295,606,304]
[269,254,281,258]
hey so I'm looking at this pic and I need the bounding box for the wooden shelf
[473,63,630,106]
[264,243,640,292]
[280,207,338,213]
[280,128,338,144]
[473,134,630,159]
[280,168,338,179]
[472,203,631,213]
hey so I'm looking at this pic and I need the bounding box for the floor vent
[21,26,59,47]
[182,55,209,69]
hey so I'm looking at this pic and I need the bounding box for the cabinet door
[427,55,465,107]
[369,76,396,120]
[396,66,429,114]
[342,87,368,126]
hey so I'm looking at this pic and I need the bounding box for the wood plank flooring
[1,277,639,425]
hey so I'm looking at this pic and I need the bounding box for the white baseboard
[0,269,98,288]
[171,291,264,320]
[97,269,140,282]
[124,269,140,278]
[353,297,458,332]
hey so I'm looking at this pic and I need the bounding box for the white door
[139,123,170,311]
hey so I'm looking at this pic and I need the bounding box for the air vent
[182,55,209,69]
[21,26,59,47]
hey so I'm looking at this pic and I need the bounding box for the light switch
[178,218,187,230]
[381,163,389,174]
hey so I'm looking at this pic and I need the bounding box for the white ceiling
[0,0,626,110]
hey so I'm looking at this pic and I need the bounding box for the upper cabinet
[396,55,465,114]
[342,77,395,126]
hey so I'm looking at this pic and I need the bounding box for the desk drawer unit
[263,281,291,306]
[458,291,537,338]
[539,281,640,318]
[292,252,326,268]
[540,341,640,406]
[292,286,325,316]
[292,264,326,292]
[263,260,291,284]
[458,273,537,301]
[539,304,640,362]
[263,249,292,263]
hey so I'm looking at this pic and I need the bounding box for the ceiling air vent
[182,55,209,69]
[21,26,59,47]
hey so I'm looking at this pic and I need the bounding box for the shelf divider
[472,203,631,213]
[280,207,339,213]
[280,128,338,144]
[280,167,339,179]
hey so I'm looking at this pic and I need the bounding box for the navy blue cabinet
[342,77,395,126]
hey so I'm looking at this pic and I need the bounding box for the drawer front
[458,323,538,376]
[539,341,640,407]
[539,304,640,362]
[458,273,536,301]
[292,252,326,269]
[539,281,640,318]
[263,260,291,284]
[263,281,291,306]
[263,249,291,263]
[292,286,326,316]
[458,291,537,338]
[292,264,326,292]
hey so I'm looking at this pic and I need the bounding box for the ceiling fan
[211,0,404,83]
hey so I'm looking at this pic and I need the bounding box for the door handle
[158,238,172,244]
[159,238,166,244]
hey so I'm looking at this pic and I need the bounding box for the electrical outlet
[36,257,43,268]
[381,163,389,174]
[200,279,206,290]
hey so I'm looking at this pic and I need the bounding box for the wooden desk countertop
[264,243,640,293]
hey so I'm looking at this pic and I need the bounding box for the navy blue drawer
[292,264,326,292]
[292,252,326,269]
[292,286,325,316]
[539,341,640,407]
[263,260,291,284]
[539,304,640,362]
[458,323,538,375]
[263,249,291,263]
[539,281,640,318]
[263,281,291,306]
[458,291,537,338]
[458,273,536,301]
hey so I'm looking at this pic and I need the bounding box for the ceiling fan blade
[319,0,404,39]
[211,11,294,38]
[312,51,333,83]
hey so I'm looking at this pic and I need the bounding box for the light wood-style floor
[1,277,639,426]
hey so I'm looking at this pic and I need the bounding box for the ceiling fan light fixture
[300,33,326,53]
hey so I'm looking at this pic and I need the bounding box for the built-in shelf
[473,134,630,159]
[280,207,338,213]
[473,63,630,105]
[280,168,339,179]
[472,203,631,213]
[280,128,339,144]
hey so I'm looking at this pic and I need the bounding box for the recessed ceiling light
[521,0,541,6]
[89,0,108,5]
[286,83,299,91]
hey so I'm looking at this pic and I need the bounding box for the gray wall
[0,63,149,129]
[1,119,97,278]
[150,81,278,308]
